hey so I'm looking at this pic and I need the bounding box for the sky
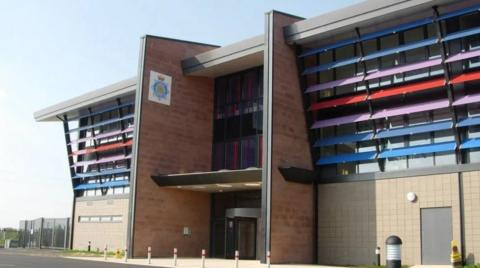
[0,0,362,228]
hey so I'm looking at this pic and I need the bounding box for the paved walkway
[66,256,346,268]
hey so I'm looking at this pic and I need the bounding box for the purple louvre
[305,75,365,93]
[311,99,450,129]
[453,93,480,106]
[71,154,132,168]
[372,99,450,119]
[445,49,480,63]
[365,58,443,80]
[311,113,371,129]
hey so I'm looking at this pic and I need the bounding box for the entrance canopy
[151,168,262,192]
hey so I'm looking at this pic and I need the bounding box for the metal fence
[18,218,70,249]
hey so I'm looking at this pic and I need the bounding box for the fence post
[267,251,271,268]
[201,249,206,268]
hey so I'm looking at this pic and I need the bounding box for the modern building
[34,0,480,265]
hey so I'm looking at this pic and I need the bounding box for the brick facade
[73,197,129,251]
[131,36,217,258]
[269,12,315,264]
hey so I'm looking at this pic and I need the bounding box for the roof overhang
[278,166,317,184]
[34,77,137,122]
[151,168,262,192]
[284,0,459,45]
[181,35,264,77]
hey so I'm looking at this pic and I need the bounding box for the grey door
[421,207,453,264]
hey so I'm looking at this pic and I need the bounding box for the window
[212,67,263,170]
[78,215,122,223]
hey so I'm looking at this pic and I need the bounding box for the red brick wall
[132,36,217,257]
[270,13,315,264]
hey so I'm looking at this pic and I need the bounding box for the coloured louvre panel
[445,49,480,63]
[74,180,129,190]
[311,113,371,129]
[299,37,359,58]
[305,75,365,93]
[67,102,134,122]
[101,180,130,188]
[365,58,443,80]
[437,4,480,20]
[68,114,134,133]
[69,127,134,145]
[371,99,450,119]
[71,154,132,168]
[314,132,374,147]
[460,138,480,149]
[359,18,434,42]
[450,70,480,85]
[302,57,362,75]
[316,151,377,165]
[378,141,456,158]
[72,168,130,179]
[376,121,453,139]
[369,78,445,100]
[363,38,438,61]
[309,94,367,111]
[443,27,480,42]
[452,93,480,106]
[298,17,433,58]
[457,116,480,128]
[70,140,133,156]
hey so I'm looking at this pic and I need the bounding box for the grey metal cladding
[284,0,456,44]
[181,35,264,74]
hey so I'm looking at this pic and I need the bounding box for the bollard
[266,251,271,268]
[375,246,381,266]
[148,246,152,264]
[235,250,239,268]
[88,241,91,252]
[201,249,206,268]
[386,236,402,268]
[124,247,128,263]
[104,244,108,260]
[450,240,462,268]
[173,248,178,266]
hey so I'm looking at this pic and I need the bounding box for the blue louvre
[72,168,130,179]
[359,18,434,41]
[378,141,456,159]
[437,4,480,20]
[376,121,453,139]
[68,114,134,133]
[314,132,374,147]
[299,18,433,58]
[363,38,438,61]
[460,138,480,149]
[443,27,480,42]
[302,57,361,75]
[457,116,480,127]
[74,180,129,190]
[102,180,130,188]
[316,151,377,165]
[299,38,358,58]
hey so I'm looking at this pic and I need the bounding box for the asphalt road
[0,250,154,268]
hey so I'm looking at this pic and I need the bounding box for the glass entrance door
[225,217,256,259]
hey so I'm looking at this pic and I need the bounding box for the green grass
[352,265,409,268]
[61,249,124,258]
[463,265,480,268]
[0,229,19,247]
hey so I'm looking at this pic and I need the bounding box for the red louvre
[369,78,445,100]
[309,94,367,111]
[450,70,480,85]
